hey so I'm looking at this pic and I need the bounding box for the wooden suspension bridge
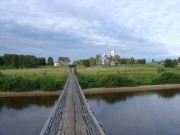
[40,65,105,135]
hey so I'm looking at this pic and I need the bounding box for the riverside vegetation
[1,64,180,91]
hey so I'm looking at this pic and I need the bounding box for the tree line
[163,59,178,68]
[74,54,180,68]
[74,54,146,67]
[0,54,54,68]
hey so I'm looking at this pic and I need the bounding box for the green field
[0,64,180,91]
[1,64,180,75]
[0,66,68,78]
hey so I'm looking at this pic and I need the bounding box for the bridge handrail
[39,74,71,135]
[73,72,105,135]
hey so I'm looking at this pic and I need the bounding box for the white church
[97,50,119,66]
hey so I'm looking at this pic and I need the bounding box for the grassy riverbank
[77,71,180,88]
[0,66,68,91]
[0,64,180,91]
[76,64,180,88]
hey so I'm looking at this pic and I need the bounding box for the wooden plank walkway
[40,71,105,135]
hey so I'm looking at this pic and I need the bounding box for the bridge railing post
[74,66,77,74]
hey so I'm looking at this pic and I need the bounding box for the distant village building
[110,50,116,57]
[54,57,70,66]
[96,55,102,66]
[96,50,119,66]
[54,61,60,66]
[110,50,119,66]
[110,61,119,66]
[102,53,109,66]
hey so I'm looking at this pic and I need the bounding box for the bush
[0,76,3,90]
[56,80,67,90]
[129,73,155,85]
[77,74,99,89]
[0,65,16,69]
[152,72,180,84]
[37,76,67,91]
[164,59,177,68]
[99,74,134,87]
[2,76,34,91]
[0,71,3,77]
[160,72,176,79]
[157,67,165,73]
[0,74,67,91]
[37,77,56,91]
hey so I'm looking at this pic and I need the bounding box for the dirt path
[0,90,62,97]
[1,84,180,97]
[83,84,180,94]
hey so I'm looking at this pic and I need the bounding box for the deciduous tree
[164,59,177,68]
[47,57,54,65]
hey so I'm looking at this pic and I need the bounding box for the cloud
[0,0,180,61]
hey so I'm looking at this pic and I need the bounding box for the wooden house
[54,57,70,66]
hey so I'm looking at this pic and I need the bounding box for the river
[0,89,180,135]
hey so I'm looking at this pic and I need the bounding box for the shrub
[164,59,177,68]
[0,71,3,77]
[2,76,33,91]
[0,76,3,90]
[129,73,155,85]
[37,76,67,91]
[77,74,99,89]
[0,74,67,91]
[152,72,180,84]
[99,74,134,87]
[160,72,176,79]
[37,77,56,91]
[157,67,165,73]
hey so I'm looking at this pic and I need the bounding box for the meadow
[0,64,180,91]
[0,66,68,91]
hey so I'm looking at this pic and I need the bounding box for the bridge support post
[74,66,77,74]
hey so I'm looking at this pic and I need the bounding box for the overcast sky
[0,0,180,62]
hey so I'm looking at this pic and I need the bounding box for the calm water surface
[0,89,180,135]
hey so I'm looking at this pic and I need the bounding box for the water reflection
[86,89,180,104]
[0,96,58,135]
[86,89,180,135]
[0,96,58,110]
[156,89,180,98]
[0,89,180,135]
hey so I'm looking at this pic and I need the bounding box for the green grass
[1,66,68,77]
[1,64,180,75]
[1,64,180,91]
[0,66,68,91]
[77,64,180,88]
